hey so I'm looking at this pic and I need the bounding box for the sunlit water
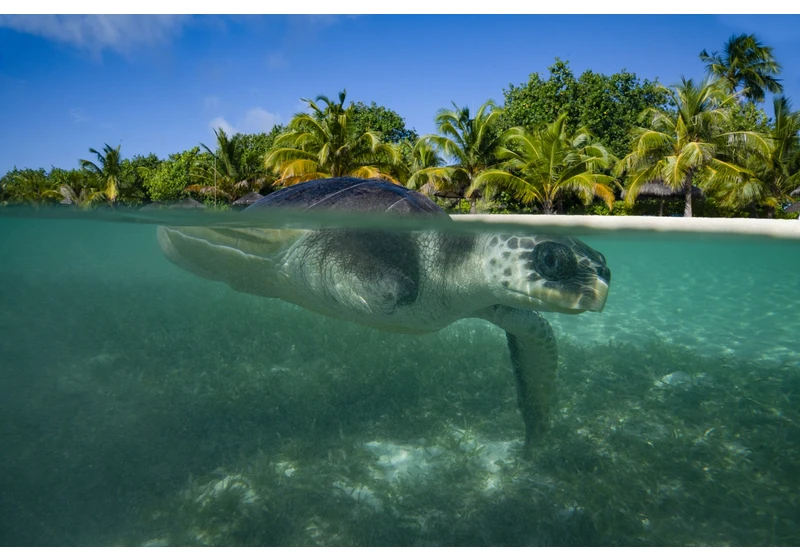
[1,209,799,546]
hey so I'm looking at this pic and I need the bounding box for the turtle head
[483,233,610,314]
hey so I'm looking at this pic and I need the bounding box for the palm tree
[408,100,504,213]
[708,96,800,217]
[265,90,401,186]
[700,33,783,103]
[399,138,443,192]
[470,113,616,214]
[1,168,61,206]
[186,128,268,203]
[80,144,123,205]
[616,78,770,217]
[54,169,106,209]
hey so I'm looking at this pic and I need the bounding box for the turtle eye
[531,242,577,281]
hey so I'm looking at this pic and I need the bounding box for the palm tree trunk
[766,205,775,219]
[469,198,477,214]
[683,172,694,218]
[542,199,555,215]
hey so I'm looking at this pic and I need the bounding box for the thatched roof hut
[169,198,205,210]
[621,181,705,216]
[622,181,705,199]
[232,191,264,207]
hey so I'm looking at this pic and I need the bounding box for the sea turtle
[157,177,610,454]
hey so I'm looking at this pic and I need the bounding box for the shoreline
[452,214,800,239]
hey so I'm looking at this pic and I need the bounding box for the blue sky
[1,14,799,175]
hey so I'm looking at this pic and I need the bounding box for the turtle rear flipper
[473,305,558,457]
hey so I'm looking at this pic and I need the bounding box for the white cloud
[0,15,189,56]
[208,108,281,136]
[242,108,280,132]
[209,117,237,135]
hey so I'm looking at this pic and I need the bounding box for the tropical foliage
[120,153,160,204]
[708,96,800,217]
[186,127,281,202]
[615,78,771,217]
[51,168,107,209]
[351,101,418,144]
[265,90,401,186]
[0,168,61,206]
[409,100,504,213]
[700,33,783,103]
[143,148,209,202]
[79,144,123,205]
[3,32,798,219]
[502,59,668,157]
[471,114,616,214]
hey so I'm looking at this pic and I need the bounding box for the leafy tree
[0,168,60,205]
[143,148,206,202]
[351,101,418,144]
[471,113,616,214]
[503,60,579,133]
[393,138,446,199]
[406,138,444,182]
[725,101,771,135]
[237,127,284,180]
[190,127,284,202]
[79,144,123,205]
[51,168,106,208]
[616,78,770,217]
[700,33,783,103]
[708,96,800,217]
[191,128,250,202]
[576,69,669,158]
[502,59,667,157]
[409,100,504,213]
[120,153,161,205]
[350,101,419,180]
[265,90,401,186]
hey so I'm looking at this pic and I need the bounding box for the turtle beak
[585,265,611,312]
[589,277,610,312]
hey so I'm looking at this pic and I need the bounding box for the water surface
[1,210,798,546]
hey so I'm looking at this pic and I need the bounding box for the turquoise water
[1,211,799,546]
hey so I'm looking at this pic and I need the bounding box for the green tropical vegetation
[78,143,123,206]
[700,33,783,103]
[265,90,402,186]
[2,33,799,218]
[408,100,505,213]
[708,96,800,217]
[501,59,668,159]
[616,78,771,217]
[472,113,616,214]
[187,127,283,203]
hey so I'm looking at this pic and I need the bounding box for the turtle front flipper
[472,304,558,457]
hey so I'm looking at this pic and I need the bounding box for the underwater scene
[1,210,799,546]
